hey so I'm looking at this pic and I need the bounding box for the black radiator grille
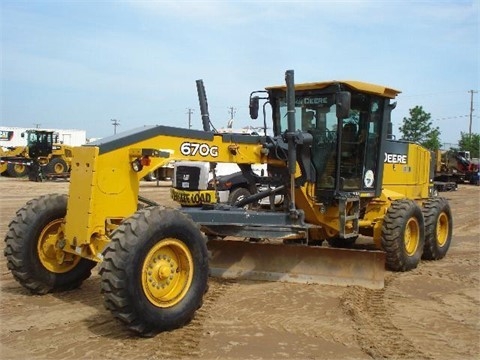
[174,166,201,190]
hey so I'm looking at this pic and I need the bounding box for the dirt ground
[0,177,478,360]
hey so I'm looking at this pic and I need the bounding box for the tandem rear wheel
[381,197,453,271]
[422,197,452,260]
[381,199,425,272]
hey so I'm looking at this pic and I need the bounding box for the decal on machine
[171,189,214,204]
[0,130,14,141]
[180,142,219,157]
[364,170,375,188]
[384,153,407,164]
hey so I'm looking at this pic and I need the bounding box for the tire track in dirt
[386,263,480,359]
[0,272,234,359]
[196,281,368,359]
[340,274,433,359]
[84,278,235,360]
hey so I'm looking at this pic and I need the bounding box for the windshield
[276,92,385,193]
[279,94,337,133]
[27,131,53,147]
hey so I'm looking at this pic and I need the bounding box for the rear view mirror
[249,96,259,119]
[336,91,351,119]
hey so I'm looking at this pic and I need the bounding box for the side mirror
[249,96,259,119]
[21,132,25,138]
[336,91,351,119]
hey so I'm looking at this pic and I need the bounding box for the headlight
[131,159,143,172]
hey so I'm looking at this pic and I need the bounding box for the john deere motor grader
[4,70,452,336]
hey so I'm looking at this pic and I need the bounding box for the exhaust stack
[196,79,211,132]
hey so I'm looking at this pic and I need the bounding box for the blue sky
[1,0,478,146]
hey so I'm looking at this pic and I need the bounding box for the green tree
[458,132,480,158]
[398,106,441,151]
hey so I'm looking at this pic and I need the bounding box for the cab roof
[265,80,401,99]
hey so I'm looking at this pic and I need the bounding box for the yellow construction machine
[0,145,30,177]
[4,70,452,336]
[0,129,72,180]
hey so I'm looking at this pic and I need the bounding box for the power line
[432,114,478,122]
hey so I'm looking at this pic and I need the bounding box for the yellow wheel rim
[53,163,64,173]
[436,212,449,247]
[14,164,25,174]
[37,219,81,273]
[404,217,420,256]
[142,238,194,308]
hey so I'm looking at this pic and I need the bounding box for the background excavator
[4,70,452,336]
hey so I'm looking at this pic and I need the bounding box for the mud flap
[207,240,385,289]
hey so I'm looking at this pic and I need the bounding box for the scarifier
[4,70,452,336]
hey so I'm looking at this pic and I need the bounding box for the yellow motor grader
[4,70,452,336]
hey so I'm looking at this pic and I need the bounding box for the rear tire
[4,194,96,294]
[46,157,68,175]
[99,206,209,336]
[381,199,425,272]
[422,197,452,260]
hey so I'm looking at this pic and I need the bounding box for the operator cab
[254,81,399,204]
[23,130,55,159]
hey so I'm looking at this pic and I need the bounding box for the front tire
[381,199,425,272]
[4,194,96,294]
[7,162,28,177]
[229,187,252,208]
[99,207,209,336]
[422,197,452,260]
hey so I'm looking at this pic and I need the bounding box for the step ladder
[338,195,360,239]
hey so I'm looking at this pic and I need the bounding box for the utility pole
[468,90,477,136]
[228,106,237,121]
[111,119,120,134]
[186,108,194,129]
